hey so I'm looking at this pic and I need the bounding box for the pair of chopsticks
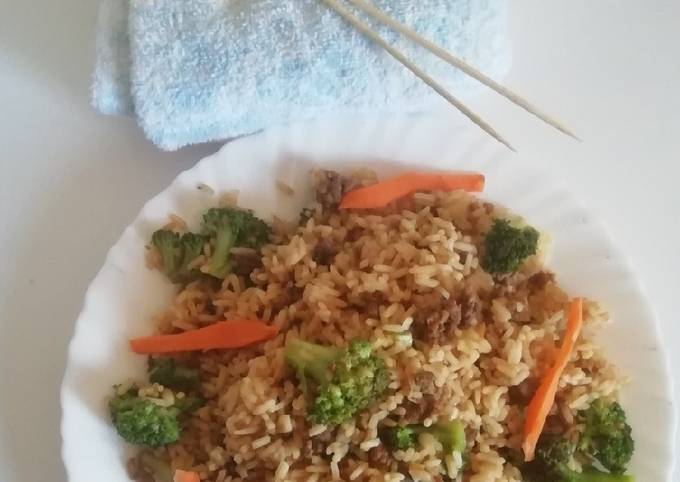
[321,0,578,151]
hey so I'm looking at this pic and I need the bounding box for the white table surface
[1,1,679,481]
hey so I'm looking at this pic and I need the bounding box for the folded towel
[92,0,509,150]
[93,0,134,116]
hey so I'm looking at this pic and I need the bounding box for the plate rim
[60,115,677,481]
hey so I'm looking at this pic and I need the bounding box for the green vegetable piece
[237,210,271,249]
[522,434,635,482]
[423,420,466,453]
[201,207,270,279]
[149,357,201,392]
[382,420,465,453]
[284,339,389,425]
[178,232,207,282]
[578,400,634,475]
[151,230,182,282]
[481,219,539,274]
[383,426,416,450]
[150,230,207,284]
[109,386,204,447]
[109,388,180,447]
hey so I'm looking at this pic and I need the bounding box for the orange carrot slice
[522,298,583,461]
[174,470,200,482]
[130,320,278,354]
[339,171,485,210]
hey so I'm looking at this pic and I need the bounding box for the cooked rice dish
[113,169,634,482]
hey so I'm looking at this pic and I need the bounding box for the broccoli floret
[201,208,240,279]
[201,207,270,279]
[152,208,269,282]
[178,232,207,280]
[284,339,389,425]
[424,420,467,452]
[578,400,634,474]
[481,219,539,274]
[383,426,416,450]
[151,230,182,281]
[573,471,635,482]
[524,435,634,482]
[149,357,201,392]
[109,388,180,447]
[521,399,635,482]
[109,386,202,447]
[529,435,577,481]
[382,421,466,453]
[150,230,207,284]
[237,210,271,249]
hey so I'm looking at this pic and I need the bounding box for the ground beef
[312,239,337,266]
[488,273,537,323]
[412,371,437,396]
[491,272,525,297]
[126,457,154,482]
[346,226,363,242]
[412,296,462,345]
[367,444,392,470]
[245,466,267,481]
[303,439,317,459]
[272,283,303,312]
[466,201,480,214]
[314,170,349,210]
[350,292,384,319]
[230,249,263,277]
[447,300,463,328]
[401,394,435,424]
[223,460,238,477]
[544,414,567,435]
[396,463,413,480]
[494,271,553,299]
[528,270,555,290]
[286,284,304,303]
[459,288,481,327]
[303,430,332,460]
[512,294,532,323]
[508,377,539,405]
[338,460,356,480]
[411,292,442,309]
[412,310,445,344]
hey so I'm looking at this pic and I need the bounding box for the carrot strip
[339,171,485,210]
[130,320,278,354]
[174,470,200,482]
[522,298,583,461]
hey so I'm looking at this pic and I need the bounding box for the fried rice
[132,169,624,482]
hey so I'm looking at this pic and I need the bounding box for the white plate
[61,115,675,481]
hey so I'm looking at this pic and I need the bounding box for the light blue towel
[92,0,509,150]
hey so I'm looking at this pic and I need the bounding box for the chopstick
[321,0,515,151]
[345,0,578,140]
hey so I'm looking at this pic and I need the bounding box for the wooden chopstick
[321,0,515,151]
[345,0,578,140]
